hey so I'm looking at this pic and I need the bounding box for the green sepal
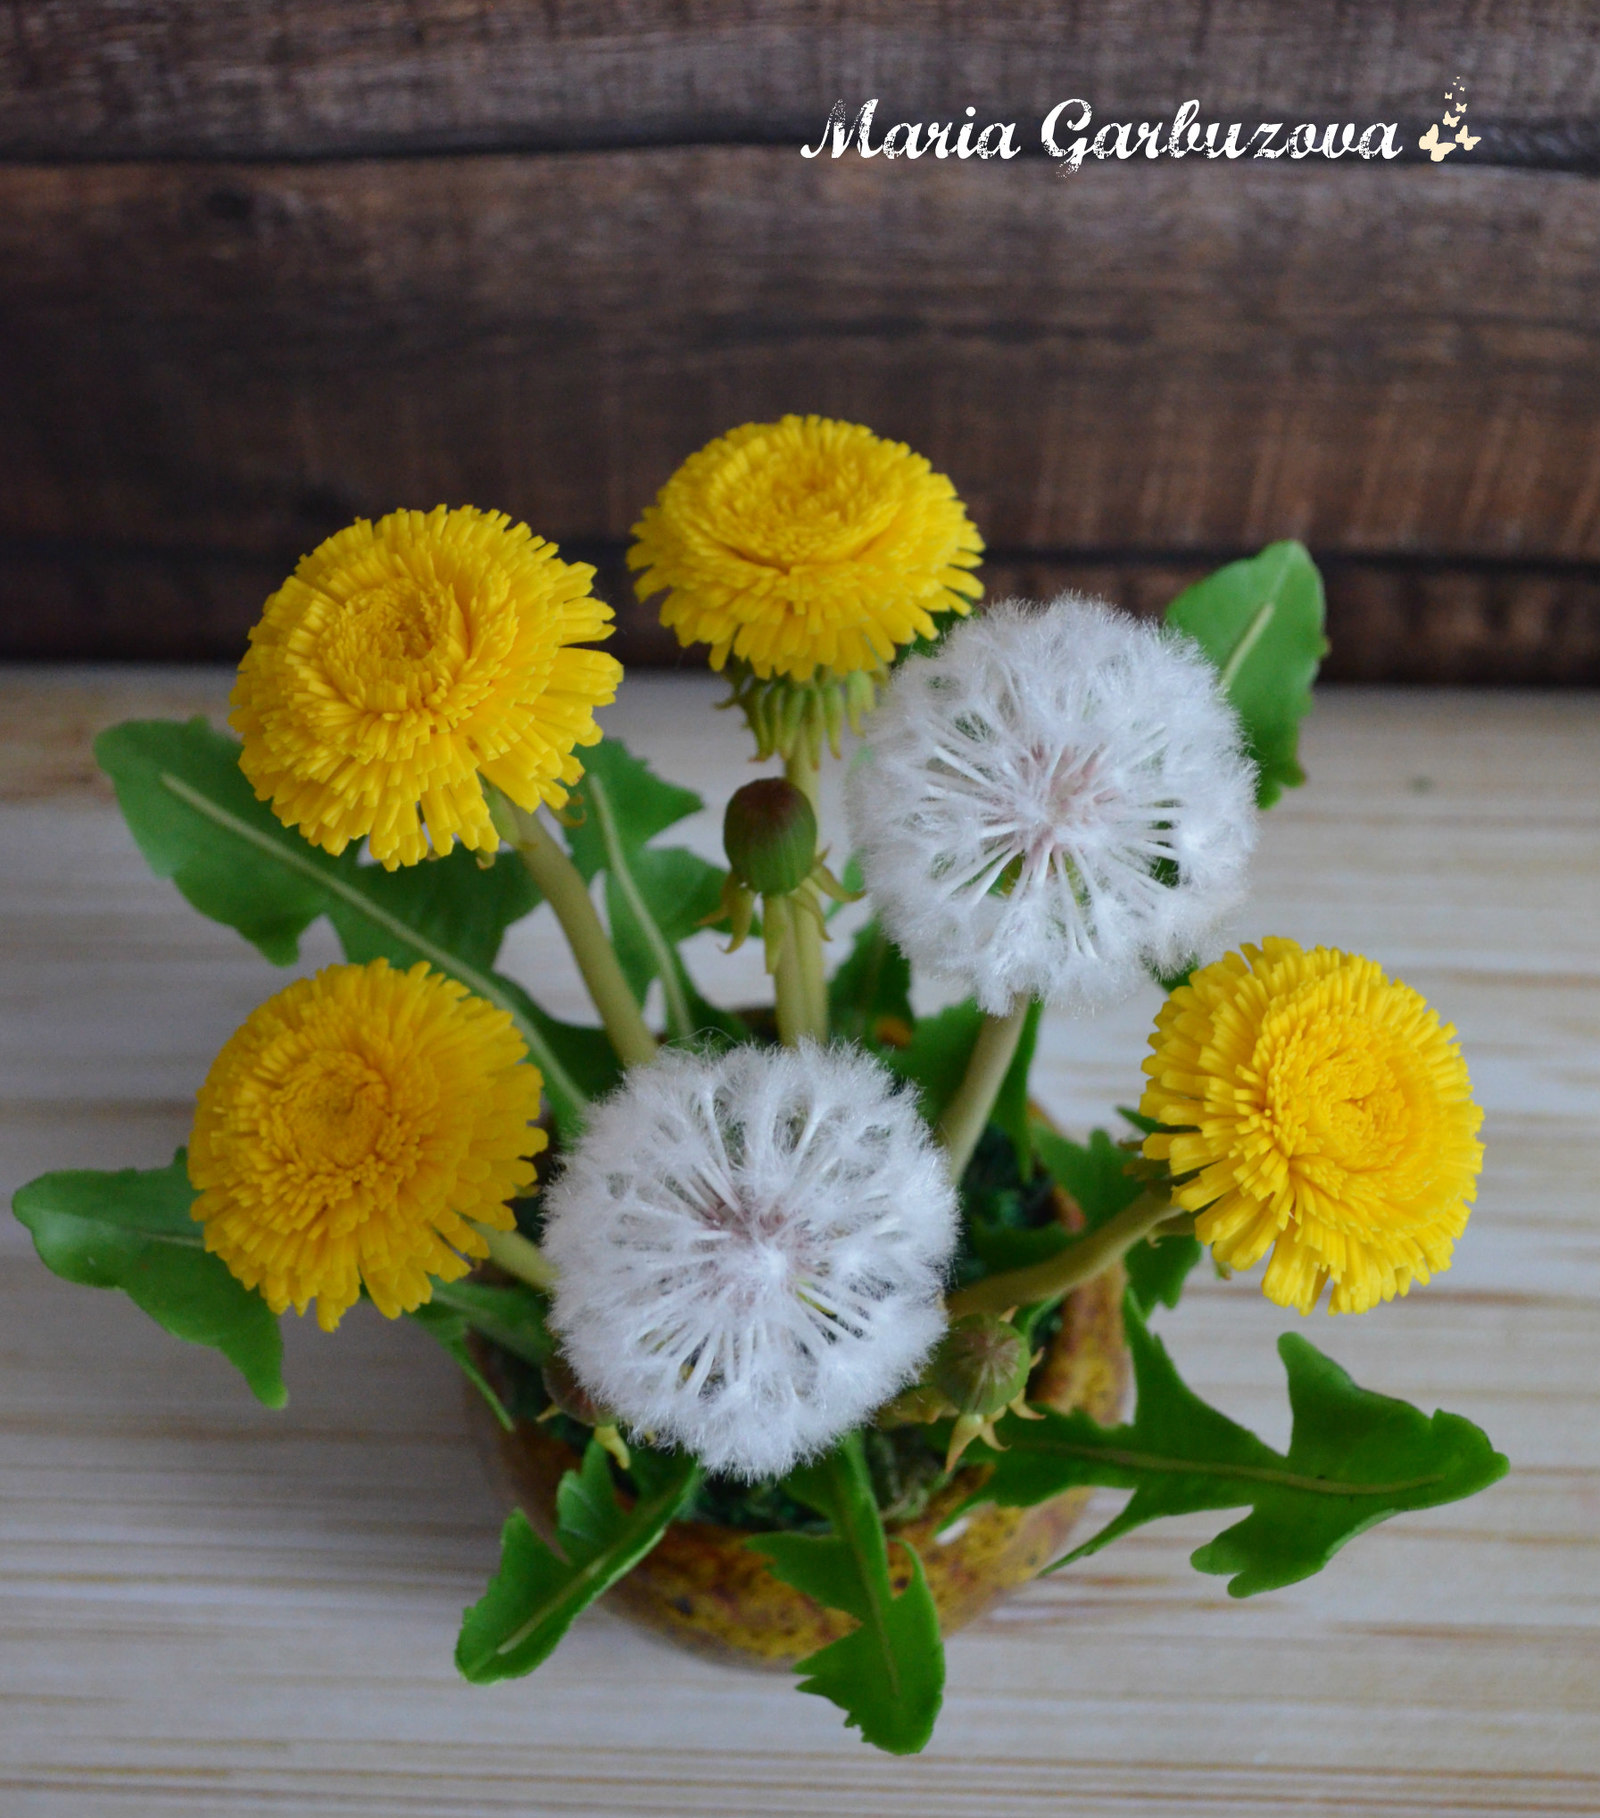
[1165,541,1328,808]
[456,1443,700,1683]
[11,1152,286,1407]
[93,717,593,1138]
[406,1279,555,1431]
[954,1296,1508,1597]
[751,1432,944,1755]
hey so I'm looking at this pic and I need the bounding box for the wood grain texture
[2,0,1597,160]
[3,152,1598,560]
[6,544,1598,684]
[3,4,1597,677]
[0,669,1596,1815]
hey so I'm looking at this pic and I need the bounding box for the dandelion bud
[723,778,818,897]
[929,1315,1032,1421]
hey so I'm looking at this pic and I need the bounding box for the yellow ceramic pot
[471,1195,1128,1670]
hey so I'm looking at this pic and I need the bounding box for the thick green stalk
[947,1188,1174,1317]
[783,747,829,1040]
[474,1223,558,1293]
[511,810,658,1070]
[936,1002,1031,1182]
[771,897,823,1046]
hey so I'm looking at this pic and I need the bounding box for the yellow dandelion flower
[189,959,546,1332]
[232,506,623,870]
[628,415,983,683]
[1139,938,1484,1315]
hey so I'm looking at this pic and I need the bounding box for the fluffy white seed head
[542,1043,958,1482]
[846,596,1257,1014]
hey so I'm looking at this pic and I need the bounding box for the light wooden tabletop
[1,670,1596,1818]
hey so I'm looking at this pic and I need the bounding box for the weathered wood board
[5,153,1598,559]
[3,146,1598,675]
[3,1,1597,160]
[0,668,1596,1815]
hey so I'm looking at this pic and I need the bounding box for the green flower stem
[795,897,829,1040]
[935,1002,1032,1182]
[474,1223,558,1293]
[783,747,829,1039]
[771,897,824,1046]
[511,810,659,1070]
[946,1187,1175,1318]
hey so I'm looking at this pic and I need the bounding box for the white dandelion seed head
[541,1042,958,1482]
[846,595,1258,1015]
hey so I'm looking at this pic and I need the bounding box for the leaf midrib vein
[494,1469,694,1658]
[1032,1438,1447,1498]
[584,771,695,1044]
[157,770,588,1119]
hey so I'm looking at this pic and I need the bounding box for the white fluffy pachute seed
[846,596,1258,1014]
[541,1043,958,1482]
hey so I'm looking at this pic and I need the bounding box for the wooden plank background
[0,3,1598,677]
[0,667,1596,1815]
[4,1,1599,160]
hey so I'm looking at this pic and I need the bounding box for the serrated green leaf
[428,1278,555,1369]
[957,1296,1507,1596]
[1165,541,1328,808]
[94,717,593,1137]
[1035,1128,1142,1230]
[605,845,727,1005]
[408,1279,555,1430]
[751,1433,944,1755]
[884,999,983,1129]
[828,919,914,1046]
[328,846,539,974]
[456,1443,699,1683]
[561,737,741,1045]
[406,1299,516,1429]
[1122,1228,1203,1314]
[561,738,703,883]
[97,717,329,965]
[491,976,624,1109]
[12,1153,286,1406]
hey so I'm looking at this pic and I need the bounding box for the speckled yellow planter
[471,1203,1128,1670]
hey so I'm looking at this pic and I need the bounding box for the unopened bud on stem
[931,1314,1032,1419]
[724,778,818,898]
[928,1313,1042,1471]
